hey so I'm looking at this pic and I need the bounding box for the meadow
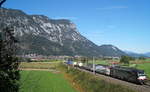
[136,63,150,78]
[19,62,58,69]
[19,59,150,92]
[87,59,113,65]
[19,70,77,92]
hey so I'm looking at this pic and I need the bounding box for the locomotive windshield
[137,70,146,76]
[137,70,147,81]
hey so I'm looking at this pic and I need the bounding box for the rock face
[0,8,100,56]
[0,8,127,57]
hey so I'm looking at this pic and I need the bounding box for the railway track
[74,66,150,92]
[145,80,150,85]
[143,80,150,88]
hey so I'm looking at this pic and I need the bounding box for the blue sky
[3,0,150,53]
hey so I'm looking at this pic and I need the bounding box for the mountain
[0,8,101,57]
[143,52,150,57]
[124,51,148,57]
[0,8,126,57]
[98,45,127,57]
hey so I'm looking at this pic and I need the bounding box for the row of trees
[120,55,146,64]
[0,1,20,92]
[65,55,146,65]
[0,27,20,92]
[120,55,136,64]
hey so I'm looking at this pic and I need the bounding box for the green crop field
[145,58,150,62]
[19,70,77,92]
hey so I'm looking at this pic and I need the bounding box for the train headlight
[138,76,146,80]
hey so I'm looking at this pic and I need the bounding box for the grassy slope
[60,65,135,92]
[19,70,77,92]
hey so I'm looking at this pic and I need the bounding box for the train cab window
[138,73,146,76]
[137,71,146,76]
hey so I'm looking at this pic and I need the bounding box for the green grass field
[19,70,77,92]
[19,62,58,69]
[88,60,111,65]
[144,58,150,62]
[136,63,150,78]
[19,60,150,92]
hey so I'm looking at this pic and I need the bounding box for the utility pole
[93,57,95,74]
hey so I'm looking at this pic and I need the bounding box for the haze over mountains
[145,52,150,57]
[0,8,148,57]
[125,51,150,57]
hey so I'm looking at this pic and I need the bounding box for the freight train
[65,61,147,84]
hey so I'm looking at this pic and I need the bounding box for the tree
[120,56,130,64]
[0,27,20,92]
[139,56,146,60]
[0,0,6,7]
[81,57,88,63]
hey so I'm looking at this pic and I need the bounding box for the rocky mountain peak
[99,44,127,57]
[0,8,99,56]
[0,8,127,57]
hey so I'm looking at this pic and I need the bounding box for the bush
[139,57,146,60]
[120,56,135,64]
